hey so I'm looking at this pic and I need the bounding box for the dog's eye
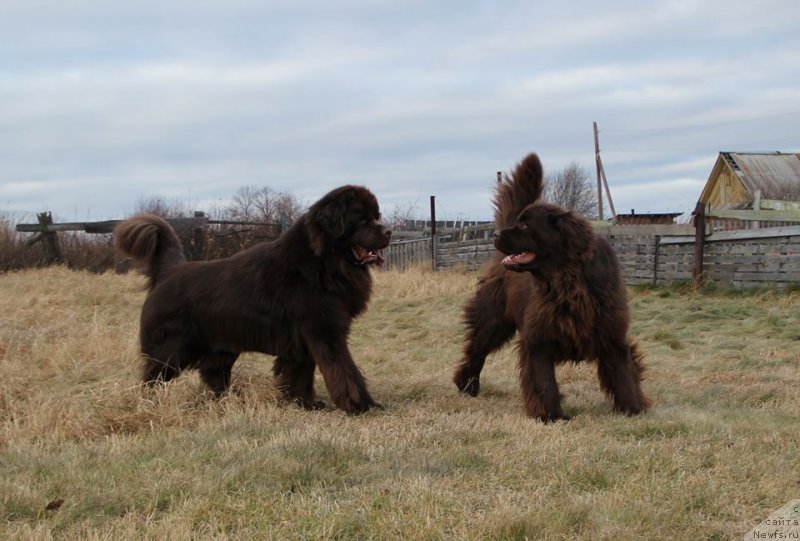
[517,223,528,231]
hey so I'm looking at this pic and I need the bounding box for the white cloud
[0,1,798,222]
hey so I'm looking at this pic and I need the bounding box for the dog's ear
[549,210,594,256]
[306,189,351,257]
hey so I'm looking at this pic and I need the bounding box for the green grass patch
[0,267,798,539]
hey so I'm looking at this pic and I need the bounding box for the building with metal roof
[698,151,800,210]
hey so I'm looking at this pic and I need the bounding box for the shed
[615,212,682,225]
[698,151,800,210]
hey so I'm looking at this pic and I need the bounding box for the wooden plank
[439,237,496,248]
[600,224,695,237]
[706,260,800,273]
[439,246,496,256]
[659,235,696,245]
[704,225,800,242]
[706,208,800,222]
[760,199,800,212]
[17,221,112,232]
[16,217,208,234]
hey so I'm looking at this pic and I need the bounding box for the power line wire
[601,110,800,134]
[603,134,800,153]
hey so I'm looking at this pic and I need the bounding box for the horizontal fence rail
[382,222,800,288]
[13,203,800,288]
[13,212,284,268]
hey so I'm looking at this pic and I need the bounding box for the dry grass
[1,265,799,540]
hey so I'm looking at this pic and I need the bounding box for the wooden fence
[382,220,800,288]
[16,205,800,287]
[382,237,434,271]
[15,212,284,266]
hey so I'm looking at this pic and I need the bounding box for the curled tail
[494,153,544,229]
[114,214,186,290]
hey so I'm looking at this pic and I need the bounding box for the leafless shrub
[769,181,800,202]
[544,161,598,219]
[224,186,304,224]
[0,212,39,271]
[383,200,421,231]
[134,195,191,219]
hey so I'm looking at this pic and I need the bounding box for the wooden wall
[697,227,800,287]
[382,224,800,288]
[436,238,496,271]
[381,237,432,271]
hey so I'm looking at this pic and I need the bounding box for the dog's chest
[528,283,598,352]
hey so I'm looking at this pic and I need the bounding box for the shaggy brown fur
[115,185,391,414]
[453,153,650,421]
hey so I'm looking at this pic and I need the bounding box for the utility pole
[430,195,437,272]
[593,122,617,221]
[594,122,604,220]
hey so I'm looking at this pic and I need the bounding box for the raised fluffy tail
[494,153,544,229]
[114,214,185,290]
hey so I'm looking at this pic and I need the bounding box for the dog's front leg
[519,342,568,422]
[305,335,380,414]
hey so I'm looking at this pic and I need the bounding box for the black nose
[493,231,500,239]
[383,227,392,238]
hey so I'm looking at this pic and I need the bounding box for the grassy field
[1,266,798,540]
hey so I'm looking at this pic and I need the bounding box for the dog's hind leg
[596,342,651,416]
[198,351,239,396]
[454,277,516,396]
[140,337,184,387]
[273,352,326,410]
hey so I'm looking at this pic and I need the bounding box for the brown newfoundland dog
[115,185,391,414]
[453,153,650,421]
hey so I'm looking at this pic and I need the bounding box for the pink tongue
[502,252,535,266]
[356,246,384,266]
[364,251,384,266]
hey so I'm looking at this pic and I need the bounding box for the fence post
[753,189,761,230]
[38,212,63,265]
[430,195,437,272]
[693,202,705,284]
[190,211,206,260]
[653,235,661,286]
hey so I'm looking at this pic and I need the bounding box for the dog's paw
[341,394,382,415]
[539,414,572,424]
[618,404,647,417]
[301,399,327,411]
[454,373,481,396]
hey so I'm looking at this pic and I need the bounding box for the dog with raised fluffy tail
[116,185,391,414]
[453,153,650,421]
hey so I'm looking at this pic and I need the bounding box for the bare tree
[225,186,304,224]
[543,161,597,218]
[769,180,800,202]
[135,196,189,218]
[383,200,420,231]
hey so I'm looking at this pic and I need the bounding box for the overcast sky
[2,0,799,223]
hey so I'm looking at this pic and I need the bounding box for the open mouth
[351,244,385,266]
[501,251,535,269]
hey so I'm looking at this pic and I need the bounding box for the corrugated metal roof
[724,152,800,199]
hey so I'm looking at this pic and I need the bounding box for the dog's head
[494,203,595,276]
[306,185,392,266]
